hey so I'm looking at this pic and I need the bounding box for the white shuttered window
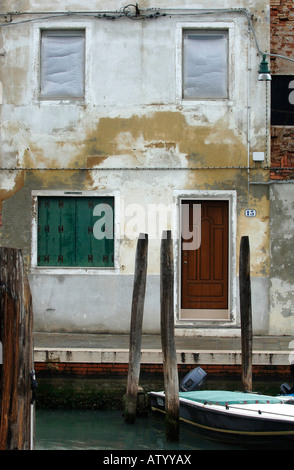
[40,30,85,99]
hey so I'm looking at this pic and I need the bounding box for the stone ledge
[34,347,291,366]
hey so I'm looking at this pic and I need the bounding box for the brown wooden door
[181,200,228,311]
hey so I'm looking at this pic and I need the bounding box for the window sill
[30,266,119,275]
[34,97,87,105]
[177,98,233,107]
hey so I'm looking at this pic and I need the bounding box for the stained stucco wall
[269,0,294,335]
[0,1,272,335]
[269,183,294,335]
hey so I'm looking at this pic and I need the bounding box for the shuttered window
[37,196,114,267]
[183,30,228,99]
[40,30,85,99]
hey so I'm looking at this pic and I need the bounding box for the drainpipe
[247,21,251,200]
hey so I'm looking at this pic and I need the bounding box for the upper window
[182,30,228,100]
[40,29,85,99]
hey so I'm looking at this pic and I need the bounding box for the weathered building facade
[0,1,278,336]
[269,0,294,335]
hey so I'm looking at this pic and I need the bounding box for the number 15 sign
[245,209,257,217]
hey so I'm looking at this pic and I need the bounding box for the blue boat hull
[149,391,294,446]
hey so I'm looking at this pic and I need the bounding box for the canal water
[34,379,288,452]
[35,408,243,451]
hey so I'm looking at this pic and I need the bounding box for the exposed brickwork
[270,150,294,179]
[34,362,292,379]
[270,1,294,179]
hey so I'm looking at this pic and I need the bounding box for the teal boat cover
[178,390,285,405]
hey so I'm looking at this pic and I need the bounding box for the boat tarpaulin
[179,390,285,406]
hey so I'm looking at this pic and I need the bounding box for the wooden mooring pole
[124,234,148,424]
[239,236,253,392]
[160,231,179,441]
[0,247,34,450]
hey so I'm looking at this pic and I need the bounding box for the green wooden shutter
[37,197,51,266]
[76,197,114,267]
[103,196,115,267]
[58,198,76,266]
[37,196,114,267]
[37,197,75,266]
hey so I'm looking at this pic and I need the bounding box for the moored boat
[149,389,294,445]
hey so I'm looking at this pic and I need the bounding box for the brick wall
[34,361,291,378]
[271,129,294,179]
[270,0,294,180]
[271,0,294,73]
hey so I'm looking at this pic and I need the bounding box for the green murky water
[34,379,289,452]
[35,409,240,451]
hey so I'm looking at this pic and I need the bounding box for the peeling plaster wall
[269,0,294,336]
[269,183,294,335]
[0,1,271,335]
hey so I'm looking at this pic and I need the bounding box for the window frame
[182,29,229,100]
[32,21,91,104]
[173,189,237,327]
[40,28,86,101]
[176,22,235,105]
[31,190,120,274]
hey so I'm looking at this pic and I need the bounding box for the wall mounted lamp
[258,54,271,81]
